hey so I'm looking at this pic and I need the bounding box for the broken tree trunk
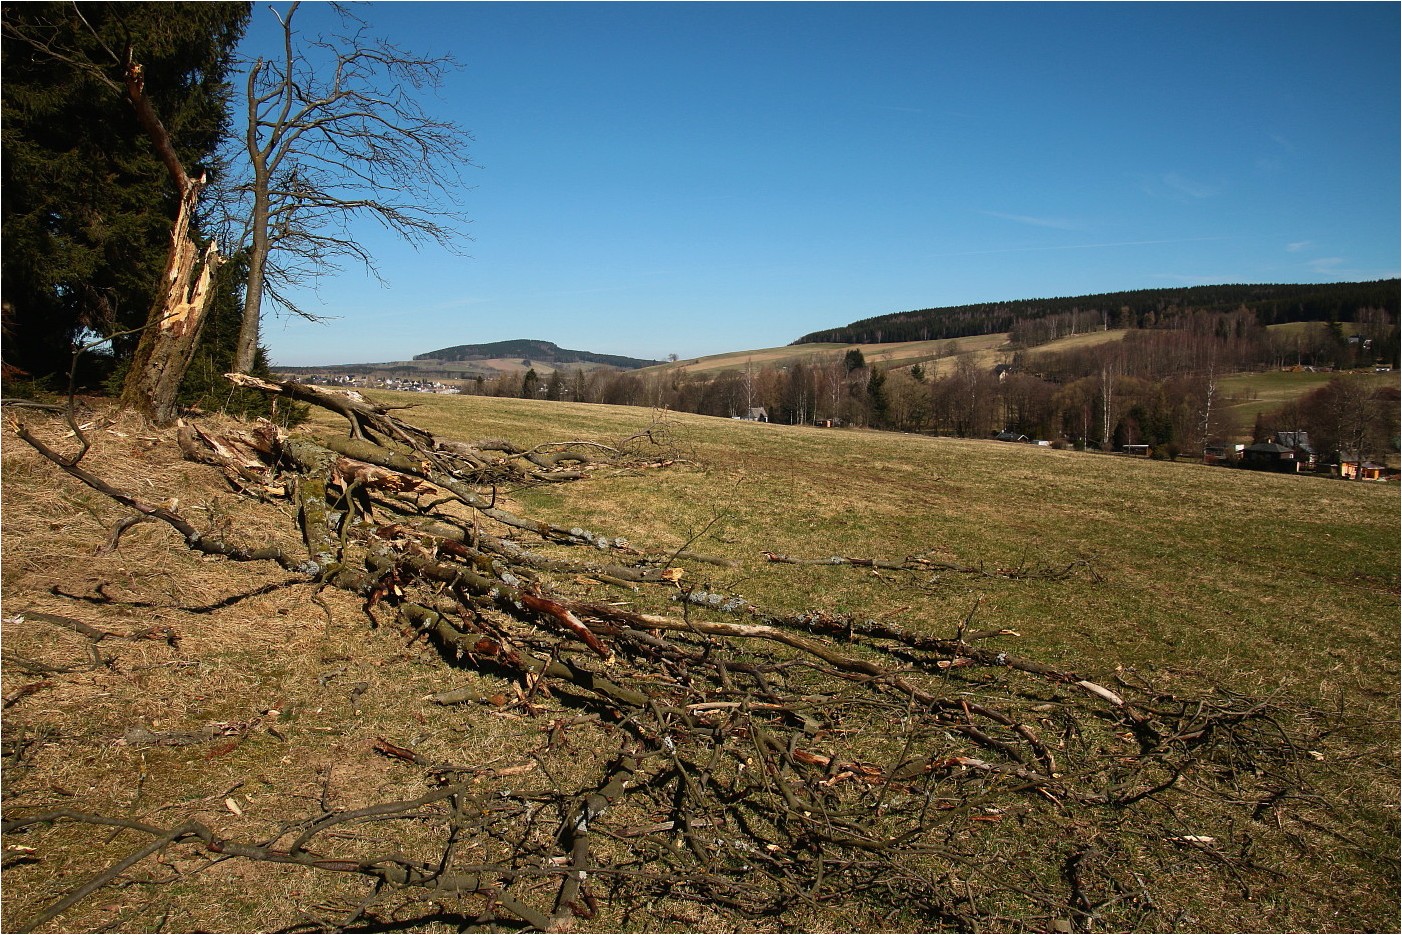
[116,59,224,426]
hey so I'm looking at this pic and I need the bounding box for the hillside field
[640,328,1131,379]
[1219,368,1397,428]
[2,392,1398,932]
[337,393,1397,687]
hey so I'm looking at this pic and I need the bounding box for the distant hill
[793,280,1400,346]
[415,339,659,370]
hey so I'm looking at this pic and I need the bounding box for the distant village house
[1202,442,1244,466]
[1241,441,1298,472]
[1241,431,1318,473]
[1337,450,1387,480]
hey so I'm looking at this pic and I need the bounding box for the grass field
[640,328,1132,380]
[353,393,1398,687]
[3,393,1398,932]
[639,333,1011,378]
[1265,321,1364,338]
[1219,368,1396,427]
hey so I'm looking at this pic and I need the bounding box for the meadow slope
[2,393,1397,932]
[635,328,1130,379]
[367,394,1398,691]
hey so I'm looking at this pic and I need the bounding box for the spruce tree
[1,2,249,387]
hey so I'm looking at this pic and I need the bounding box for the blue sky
[239,2,1401,366]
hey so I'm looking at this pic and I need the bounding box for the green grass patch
[1219,368,1396,429]
[352,390,1399,688]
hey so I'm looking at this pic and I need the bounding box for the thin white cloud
[1285,241,1313,253]
[1295,257,1399,279]
[982,211,1085,231]
[929,235,1229,258]
[1255,135,1294,172]
[1160,172,1218,199]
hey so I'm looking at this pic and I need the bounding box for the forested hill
[793,280,1400,346]
[415,339,659,369]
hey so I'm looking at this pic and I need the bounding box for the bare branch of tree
[220,2,474,371]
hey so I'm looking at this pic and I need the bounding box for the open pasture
[3,392,1397,932]
[640,333,1011,377]
[641,327,1131,380]
[363,392,1398,688]
[1219,368,1396,427]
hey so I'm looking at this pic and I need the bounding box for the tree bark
[116,60,223,425]
[232,214,267,373]
[232,57,272,374]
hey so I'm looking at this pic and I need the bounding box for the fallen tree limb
[13,421,319,575]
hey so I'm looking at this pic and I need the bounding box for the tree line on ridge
[473,308,1398,465]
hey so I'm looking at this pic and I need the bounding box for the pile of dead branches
[3,377,1343,932]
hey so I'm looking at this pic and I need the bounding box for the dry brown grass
[3,395,1397,933]
[2,406,521,932]
[640,334,1012,378]
[637,329,1127,381]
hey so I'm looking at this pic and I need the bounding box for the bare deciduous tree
[226,1,473,372]
[1194,361,1220,453]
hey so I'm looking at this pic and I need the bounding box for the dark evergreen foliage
[1,1,249,386]
[793,281,1401,348]
[866,365,889,429]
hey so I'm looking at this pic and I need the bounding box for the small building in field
[1242,441,1299,472]
[1203,442,1244,466]
[994,429,1029,443]
[1274,431,1318,469]
[1121,443,1150,457]
[1337,451,1387,480]
[740,407,769,423]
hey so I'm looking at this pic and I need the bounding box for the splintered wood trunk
[115,59,224,425]
[119,184,223,424]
